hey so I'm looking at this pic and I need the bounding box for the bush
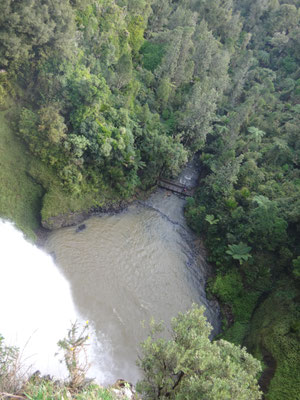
[137,304,262,400]
[0,335,26,394]
[210,270,243,303]
[57,321,90,389]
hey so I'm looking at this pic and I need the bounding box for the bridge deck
[157,178,194,197]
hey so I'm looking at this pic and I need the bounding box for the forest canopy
[0,0,299,398]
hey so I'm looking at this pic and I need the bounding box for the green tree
[226,242,252,265]
[179,80,218,152]
[113,53,133,90]
[0,0,75,68]
[128,15,145,55]
[249,196,288,251]
[137,305,262,400]
[154,23,196,92]
[38,104,67,145]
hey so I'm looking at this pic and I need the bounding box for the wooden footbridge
[157,178,195,197]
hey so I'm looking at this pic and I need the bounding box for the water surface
[45,164,220,384]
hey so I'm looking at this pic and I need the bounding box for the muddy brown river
[44,163,220,384]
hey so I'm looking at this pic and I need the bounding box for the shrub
[57,321,90,389]
[211,270,243,303]
[0,335,26,394]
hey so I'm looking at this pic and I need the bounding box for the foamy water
[0,219,110,382]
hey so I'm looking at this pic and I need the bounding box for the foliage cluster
[0,322,115,399]
[1,308,262,400]
[0,0,239,225]
[184,0,300,397]
[0,0,299,397]
[137,304,262,400]
[56,321,90,389]
[0,334,24,394]
[246,280,300,400]
[24,381,114,400]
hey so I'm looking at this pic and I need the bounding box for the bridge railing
[157,178,194,197]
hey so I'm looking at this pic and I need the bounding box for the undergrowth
[245,280,300,400]
[0,322,121,400]
[207,265,300,399]
[0,107,129,232]
[0,110,43,239]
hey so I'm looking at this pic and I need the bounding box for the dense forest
[0,0,299,398]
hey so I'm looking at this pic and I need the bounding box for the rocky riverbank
[39,186,157,231]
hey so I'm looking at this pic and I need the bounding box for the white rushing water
[0,219,109,382]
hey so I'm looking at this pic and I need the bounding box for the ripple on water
[45,196,220,384]
[0,161,220,385]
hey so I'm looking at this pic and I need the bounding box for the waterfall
[0,219,108,382]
